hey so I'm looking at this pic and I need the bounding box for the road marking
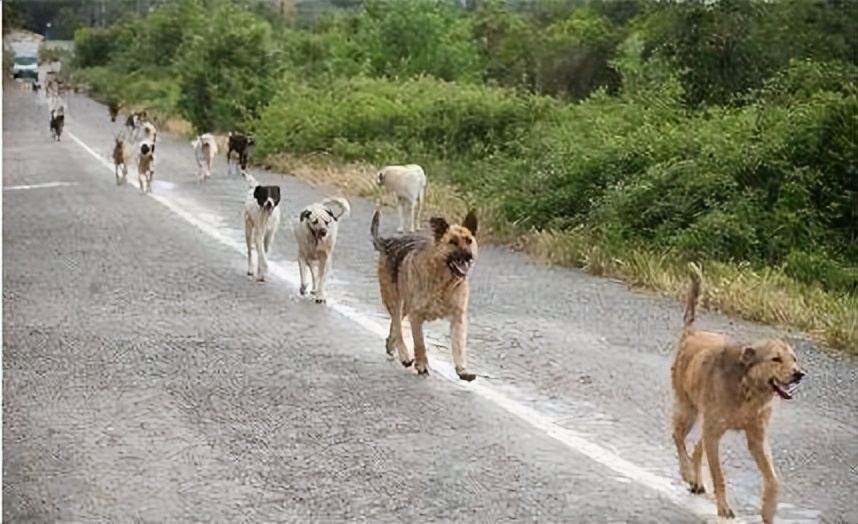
[3,181,79,191]
[68,129,750,522]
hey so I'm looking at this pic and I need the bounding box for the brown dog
[671,264,806,524]
[370,207,479,381]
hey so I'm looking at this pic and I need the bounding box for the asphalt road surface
[3,79,856,523]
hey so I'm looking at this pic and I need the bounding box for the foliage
[175,2,279,132]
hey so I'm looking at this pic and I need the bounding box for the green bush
[174,2,278,132]
[250,75,555,165]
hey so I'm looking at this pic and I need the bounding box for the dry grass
[524,231,858,354]
[266,153,857,354]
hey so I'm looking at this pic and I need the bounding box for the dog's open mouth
[770,377,801,400]
[447,254,473,279]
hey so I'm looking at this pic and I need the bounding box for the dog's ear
[430,217,450,242]
[271,186,281,207]
[300,209,311,222]
[462,209,478,236]
[740,346,757,365]
[254,185,266,206]
[324,207,337,221]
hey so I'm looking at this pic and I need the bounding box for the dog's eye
[772,356,783,363]
[449,239,458,247]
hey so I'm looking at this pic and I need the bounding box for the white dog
[292,196,351,303]
[191,133,219,183]
[141,121,157,143]
[242,170,282,282]
[375,164,427,233]
[136,139,156,193]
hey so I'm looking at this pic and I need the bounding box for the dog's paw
[414,361,428,374]
[717,503,735,519]
[385,337,396,357]
[299,285,308,296]
[401,359,414,368]
[688,483,705,495]
[256,275,266,283]
[455,367,477,382]
[314,296,326,304]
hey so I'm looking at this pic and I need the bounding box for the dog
[370,207,479,381]
[227,132,256,174]
[136,139,156,193]
[141,120,157,143]
[375,164,427,233]
[670,264,806,524]
[49,107,65,142]
[242,170,282,282]
[191,133,219,183]
[107,99,121,122]
[292,196,351,303]
[112,133,133,186]
[125,111,148,138]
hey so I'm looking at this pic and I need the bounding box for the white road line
[67,130,744,522]
[3,181,79,191]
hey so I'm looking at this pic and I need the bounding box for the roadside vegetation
[64,0,856,352]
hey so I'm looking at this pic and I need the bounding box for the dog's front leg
[298,256,309,295]
[396,197,408,233]
[255,232,268,282]
[245,219,255,277]
[703,427,734,519]
[410,314,429,374]
[450,313,476,381]
[314,253,330,303]
[746,425,779,524]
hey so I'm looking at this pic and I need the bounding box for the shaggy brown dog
[112,135,132,186]
[370,207,479,381]
[107,99,121,122]
[226,132,256,172]
[671,264,806,524]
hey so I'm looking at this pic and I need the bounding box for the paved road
[3,80,856,523]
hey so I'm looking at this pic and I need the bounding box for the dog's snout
[793,369,806,381]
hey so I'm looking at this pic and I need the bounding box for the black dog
[50,110,65,142]
[227,132,256,172]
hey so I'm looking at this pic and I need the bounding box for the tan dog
[671,264,806,524]
[112,133,133,186]
[293,196,351,303]
[136,140,156,193]
[370,207,479,381]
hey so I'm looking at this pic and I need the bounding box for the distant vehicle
[12,55,39,79]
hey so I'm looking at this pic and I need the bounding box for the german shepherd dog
[370,208,479,381]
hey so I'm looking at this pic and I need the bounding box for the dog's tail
[241,169,259,188]
[683,262,704,328]
[370,207,383,252]
[322,196,351,220]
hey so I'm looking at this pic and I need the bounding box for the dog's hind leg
[746,424,779,524]
[379,279,411,367]
[450,314,476,381]
[672,401,701,492]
